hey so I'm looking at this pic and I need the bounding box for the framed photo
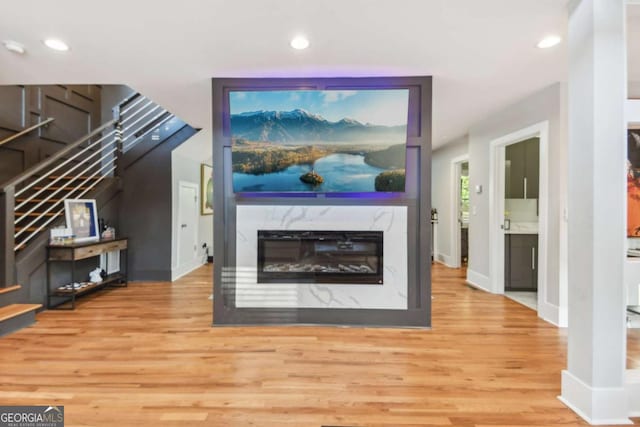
[64,199,100,242]
[201,164,213,215]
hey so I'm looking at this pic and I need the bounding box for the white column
[560,0,630,424]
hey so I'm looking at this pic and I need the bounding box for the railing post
[113,105,124,177]
[0,187,16,287]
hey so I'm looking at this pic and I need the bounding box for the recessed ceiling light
[290,36,310,50]
[3,40,26,54]
[43,38,69,52]
[537,35,562,49]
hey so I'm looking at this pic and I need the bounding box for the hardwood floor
[0,263,638,426]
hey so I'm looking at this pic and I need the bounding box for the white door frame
[488,121,549,314]
[450,154,469,269]
[176,181,200,277]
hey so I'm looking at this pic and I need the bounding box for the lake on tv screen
[229,89,410,193]
[233,153,389,192]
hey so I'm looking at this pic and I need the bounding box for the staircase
[0,92,187,335]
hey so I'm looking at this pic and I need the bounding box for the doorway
[451,155,469,269]
[177,181,199,274]
[503,137,539,309]
[459,162,470,266]
[489,122,549,317]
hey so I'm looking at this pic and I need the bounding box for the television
[229,89,409,193]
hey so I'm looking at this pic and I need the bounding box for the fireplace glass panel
[258,230,383,284]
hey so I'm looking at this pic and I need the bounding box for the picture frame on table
[64,198,100,242]
[201,163,213,215]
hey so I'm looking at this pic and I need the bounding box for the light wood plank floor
[0,264,638,426]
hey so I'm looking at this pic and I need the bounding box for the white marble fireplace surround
[235,205,408,309]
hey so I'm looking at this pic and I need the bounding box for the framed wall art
[64,198,100,242]
[201,163,213,215]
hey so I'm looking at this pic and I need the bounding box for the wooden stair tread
[33,186,92,191]
[15,227,40,233]
[0,285,21,295]
[15,212,62,218]
[0,304,41,322]
[48,175,100,180]
[16,199,63,203]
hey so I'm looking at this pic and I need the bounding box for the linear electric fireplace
[257,230,383,285]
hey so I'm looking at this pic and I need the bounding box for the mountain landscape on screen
[230,89,409,193]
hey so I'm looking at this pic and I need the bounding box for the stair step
[33,186,92,191]
[0,285,21,295]
[48,175,101,180]
[0,304,41,323]
[15,212,62,218]
[16,198,63,204]
[15,226,41,233]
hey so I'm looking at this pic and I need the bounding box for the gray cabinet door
[525,138,539,199]
[505,234,538,291]
[506,142,525,198]
[505,138,539,200]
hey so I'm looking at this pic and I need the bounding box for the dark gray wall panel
[119,125,197,281]
[0,86,25,129]
[0,85,102,183]
[0,147,25,184]
[41,96,91,144]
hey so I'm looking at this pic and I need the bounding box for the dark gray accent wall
[212,76,432,327]
[0,85,102,185]
[119,124,198,281]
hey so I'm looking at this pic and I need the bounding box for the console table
[46,237,128,310]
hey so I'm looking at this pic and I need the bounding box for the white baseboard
[537,299,568,327]
[172,259,205,281]
[627,369,640,417]
[559,370,631,425]
[466,269,492,292]
[435,253,457,268]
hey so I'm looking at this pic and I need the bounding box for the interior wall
[431,136,468,266]
[630,81,640,99]
[467,83,567,324]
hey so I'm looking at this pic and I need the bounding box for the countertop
[505,221,538,234]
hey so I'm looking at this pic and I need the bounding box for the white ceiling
[0,0,638,154]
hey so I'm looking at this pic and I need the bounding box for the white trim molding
[435,253,456,268]
[538,300,567,327]
[466,269,491,292]
[172,260,206,282]
[560,370,632,425]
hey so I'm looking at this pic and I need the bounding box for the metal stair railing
[0,118,55,148]
[0,93,176,286]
